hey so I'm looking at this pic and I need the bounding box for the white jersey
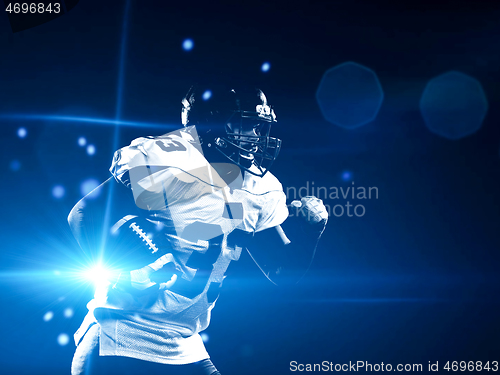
[74,126,288,364]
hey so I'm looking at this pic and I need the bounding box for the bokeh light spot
[9,160,21,171]
[342,171,352,181]
[43,311,54,322]
[86,144,96,156]
[63,308,74,319]
[202,90,212,101]
[52,185,65,199]
[316,61,384,128]
[80,178,100,197]
[419,71,488,140]
[261,62,271,72]
[83,264,113,288]
[78,137,87,146]
[200,333,209,343]
[182,39,194,51]
[57,333,70,346]
[17,127,27,138]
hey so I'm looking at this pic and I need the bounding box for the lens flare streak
[0,114,177,130]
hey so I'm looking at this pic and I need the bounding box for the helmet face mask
[182,86,281,177]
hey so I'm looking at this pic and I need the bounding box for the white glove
[290,196,328,225]
[130,253,179,291]
[113,253,179,296]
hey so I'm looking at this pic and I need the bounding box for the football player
[68,85,328,375]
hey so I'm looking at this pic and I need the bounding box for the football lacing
[129,222,159,254]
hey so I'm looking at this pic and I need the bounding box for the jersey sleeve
[254,173,289,233]
[109,126,203,185]
[108,127,220,211]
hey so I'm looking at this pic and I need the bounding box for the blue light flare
[115,0,132,124]
[78,137,87,146]
[316,61,384,128]
[64,307,74,318]
[9,160,21,171]
[0,114,175,130]
[43,311,54,322]
[86,144,96,156]
[202,90,212,100]
[261,62,271,72]
[298,298,444,303]
[52,185,65,199]
[102,0,133,263]
[419,71,488,140]
[182,38,194,51]
[341,171,352,181]
[17,127,27,138]
[80,178,100,198]
[83,264,114,288]
[57,333,70,346]
[200,333,209,343]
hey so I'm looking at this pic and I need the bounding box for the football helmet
[181,85,282,177]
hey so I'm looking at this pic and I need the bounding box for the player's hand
[290,196,328,226]
[114,254,179,296]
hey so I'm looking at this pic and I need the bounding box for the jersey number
[156,140,186,152]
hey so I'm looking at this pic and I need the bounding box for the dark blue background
[0,0,499,374]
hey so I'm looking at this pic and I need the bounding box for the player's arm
[68,175,177,295]
[67,176,128,257]
[244,196,328,285]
